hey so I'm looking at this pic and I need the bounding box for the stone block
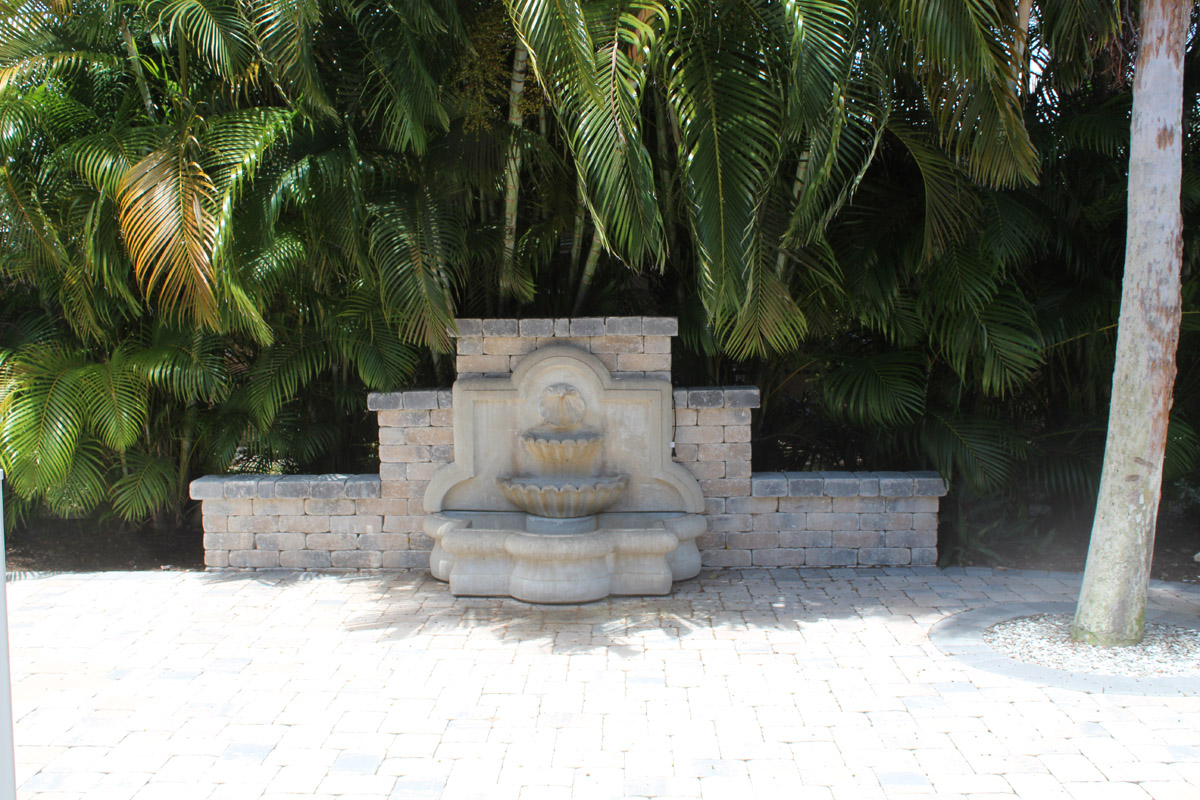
[278,515,330,533]
[438,389,452,408]
[189,475,225,500]
[453,318,483,336]
[222,476,261,499]
[456,336,483,355]
[482,318,518,336]
[405,427,453,445]
[699,479,751,498]
[727,531,778,549]
[204,551,229,568]
[752,548,805,567]
[779,530,831,548]
[913,471,949,496]
[253,498,305,516]
[604,317,643,335]
[703,497,726,515]
[410,533,435,550]
[382,480,426,499]
[483,337,536,356]
[687,388,724,408]
[379,463,407,482]
[202,499,254,516]
[345,474,381,498]
[355,499,408,516]
[911,547,938,565]
[803,548,858,567]
[587,352,618,372]
[202,515,227,533]
[644,336,671,354]
[255,532,305,551]
[912,513,939,530]
[377,410,430,428]
[616,353,670,372]
[807,513,860,531]
[751,473,788,497]
[857,548,911,566]
[726,497,779,514]
[430,409,454,427]
[876,472,915,497]
[725,461,752,480]
[380,445,430,463]
[721,388,761,408]
[570,317,605,336]
[307,475,348,498]
[697,408,751,427]
[430,445,453,462]
[383,551,429,569]
[257,477,280,498]
[832,497,886,513]
[273,476,312,498]
[707,514,752,532]
[674,408,698,426]
[306,533,358,550]
[752,513,806,531]
[457,355,510,374]
[701,549,751,567]
[673,443,699,462]
[519,318,554,337]
[778,496,831,513]
[384,515,424,532]
[229,550,279,568]
[404,462,439,481]
[695,532,726,549]
[553,318,571,336]
[367,392,402,410]
[887,497,938,512]
[332,550,382,569]
[673,389,688,408]
[861,513,913,531]
[645,372,670,382]
[696,443,753,463]
[885,531,937,548]
[204,533,254,550]
[589,335,643,354]
[723,426,751,444]
[304,499,356,515]
[819,472,860,497]
[785,474,824,497]
[330,515,382,534]
[854,473,880,497]
[642,317,678,335]
[400,390,438,409]
[686,461,726,480]
[831,530,884,548]
[280,550,332,569]
[358,533,410,550]
[675,426,723,444]
[228,515,276,533]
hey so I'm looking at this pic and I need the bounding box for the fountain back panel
[423,346,706,602]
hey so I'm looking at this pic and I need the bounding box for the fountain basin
[425,511,705,603]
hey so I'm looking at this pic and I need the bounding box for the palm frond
[824,351,928,426]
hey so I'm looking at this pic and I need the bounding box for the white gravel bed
[983,613,1200,678]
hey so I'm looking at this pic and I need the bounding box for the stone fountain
[423,346,706,602]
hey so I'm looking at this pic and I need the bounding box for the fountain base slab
[425,512,705,603]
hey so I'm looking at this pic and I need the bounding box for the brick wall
[192,317,948,572]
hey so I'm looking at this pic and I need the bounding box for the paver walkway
[8,567,1200,800]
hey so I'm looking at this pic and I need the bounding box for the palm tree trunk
[499,43,529,305]
[1071,0,1187,646]
[569,184,585,273]
[120,18,156,122]
[1015,0,1033,96]
[572,229,603,315]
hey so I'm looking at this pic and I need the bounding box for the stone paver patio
[8,567,1200,799]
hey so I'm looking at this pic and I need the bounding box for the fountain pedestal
[423,346,706,602]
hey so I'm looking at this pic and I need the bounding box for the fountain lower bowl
[495,475,629,518]
[424,511,706,603]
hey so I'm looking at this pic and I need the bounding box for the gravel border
[930,601,1200,695]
